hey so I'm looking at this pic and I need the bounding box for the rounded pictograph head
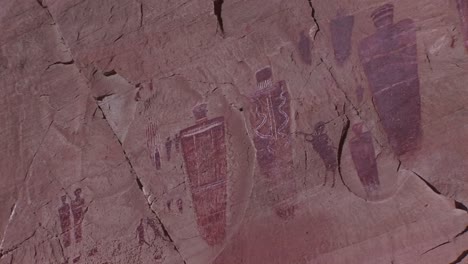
[351,122,365,135]
[314,121,326,134]
[61,195,67,203]
[255,67,273,84]
[371,3,394,28]
[192,103,208,121]
[74,188,82,197]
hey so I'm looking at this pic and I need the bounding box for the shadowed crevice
[449,250,468,264]
[306,0,320,38]
[411,171,441,194]
[214,0,225,34]
[337,117,351,191]
[45,60,75,70]
[454,201,468,212]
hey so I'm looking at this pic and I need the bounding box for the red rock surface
[0,0,467,263]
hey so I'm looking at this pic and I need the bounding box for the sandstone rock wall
[0,0,467,263]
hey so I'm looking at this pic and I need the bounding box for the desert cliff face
[0,0,467,263]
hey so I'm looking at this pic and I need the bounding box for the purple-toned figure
[165,137,173,161]
[349,123,380,192]
[249,67,297,220]
[306,121,337,185]
[58,195,72,248]
[298,31,312,65]
[71,188,85,243]
[180,104,227,246]
[330,12,355,64]
[359,3,421,156]
[457,0,468,51]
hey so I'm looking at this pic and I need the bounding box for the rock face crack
[306,0,320,38]
[33,2,186,262]
[35,0,46,8]
[94,93,115,102]
[411,170,442,194]
[103,69,117,77]
[449,250,468,264]
[0,231,37,259]
[95,105,187,264]
[320,58,360,115]
[454,201,468,212]
[213,0,225,34]
[421,241,450,255]
[337,116,352,191]
[411,171,468,213]
[45,60,75,70]
[455,226,468,239]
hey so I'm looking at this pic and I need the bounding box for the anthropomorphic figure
[180,104,228,245]
[58,195,72,247]
[359,3,422,156]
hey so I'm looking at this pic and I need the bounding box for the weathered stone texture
[0,0,467,263]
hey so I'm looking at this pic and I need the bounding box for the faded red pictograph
[249,67,297,219]
[180,104,227,245]
[166,198,183,213]
[58,188,86,248]
[297,31,312,65]
[359,3,422,156]
[136,218,164,260]
[305,121,337,185]
[457,0,468,51]
[146,123,162,170]
[349,123,380,192]
[87,247,98,257]
[71,188,85,243]
[58,195,72,247]
[165,137,173,161]
[137,218,162,246]
[330,12,355,64]
[176,199,183,213]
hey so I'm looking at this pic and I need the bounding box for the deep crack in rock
[95,105,187,264]
[306,0,320,38]
[214,0,225,34]
[411,170,442,195]
[337,116,352,191]
[449,250,468,264]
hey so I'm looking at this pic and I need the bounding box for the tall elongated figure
[359,4,422,156]
[457,0,468,51]
[250,67,296,219]
[349,123,380,194]
[180,104,227,245]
